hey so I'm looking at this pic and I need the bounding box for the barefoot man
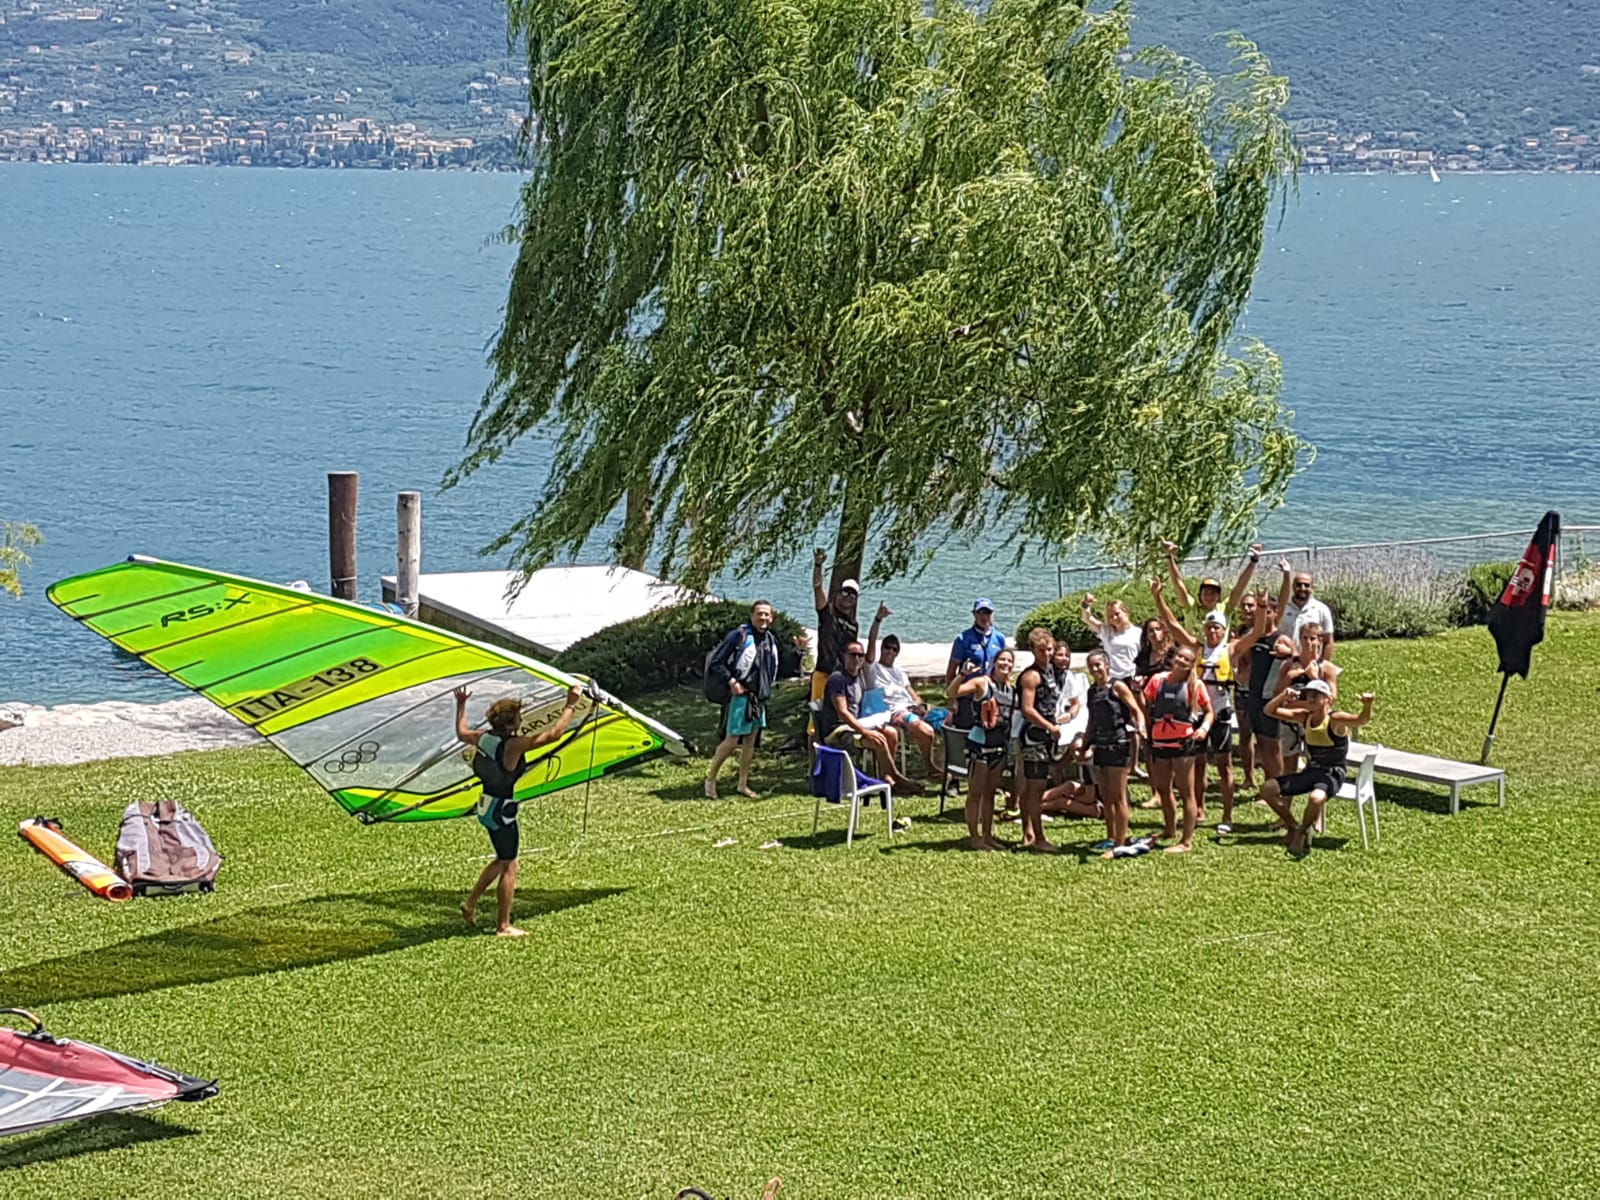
[454,682,582,936]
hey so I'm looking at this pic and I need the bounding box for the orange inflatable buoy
[18,817,133,902]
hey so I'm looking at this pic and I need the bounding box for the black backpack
[703,642,732,705]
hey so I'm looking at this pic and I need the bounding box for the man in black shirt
[809,547,860,717]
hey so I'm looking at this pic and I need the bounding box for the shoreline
[0,697,262,768]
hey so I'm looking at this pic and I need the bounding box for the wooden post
[396,490,421,619]
[328,471,359,601]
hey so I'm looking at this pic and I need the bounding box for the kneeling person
[1261,682,1375,857]
[454,682,582,936]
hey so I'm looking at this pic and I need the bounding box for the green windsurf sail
[47,557,688,823]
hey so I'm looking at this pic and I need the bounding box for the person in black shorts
[454,682,582,937]
[1078,649,1146,856]
[1016,628,1064,853]
[1262,683,1375,857]
[947,648,1018,851]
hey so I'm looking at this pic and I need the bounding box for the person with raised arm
[454,682,582,937]
[1140,635,1214,854]
[1261,685,1375,857]
[865,603,940,775]
[809,548,862,733]
[948,647,1019,851]
[1163,540,1264,624]
[1080,591,1144,777]
[1152,578,1272,834]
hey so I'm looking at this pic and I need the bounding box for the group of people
[694,542,1376,861]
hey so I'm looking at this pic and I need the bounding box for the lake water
[3,165,1598,704]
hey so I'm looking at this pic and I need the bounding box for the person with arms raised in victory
[1151,579,1273,835]
[454,682,582,937]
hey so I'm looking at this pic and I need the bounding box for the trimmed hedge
[1313,579,1451,640]
[556,600,806,697]
[1455,560,1517,626]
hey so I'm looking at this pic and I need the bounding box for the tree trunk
[828,471,872,596]
[619,482,653,572]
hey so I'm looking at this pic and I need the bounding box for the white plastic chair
[811,744,894,847]
[1336,745,1382,849]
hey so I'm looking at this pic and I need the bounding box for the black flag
[1488,510,1559,679]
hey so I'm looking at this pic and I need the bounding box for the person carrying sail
[454,682,582,937]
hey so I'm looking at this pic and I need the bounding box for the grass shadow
[0,1112,197,1171]
[1371,780,1463,816]
[878,834,978,854]
[0,886,625,1008]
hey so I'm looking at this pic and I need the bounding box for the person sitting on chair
[1261,683,1375,858]
[817,640,923,795]
[864,603,939,774]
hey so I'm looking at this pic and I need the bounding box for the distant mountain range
[3,0,1597,153]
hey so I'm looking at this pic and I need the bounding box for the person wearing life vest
[1140,635,1214,854]
[1151,579,1273,835]
[947,647,1018,851]
[1262,683,1375,858]
[453,682,582,937]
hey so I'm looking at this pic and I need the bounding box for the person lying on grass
[454,682,582,937]
[1260,682,1376,858]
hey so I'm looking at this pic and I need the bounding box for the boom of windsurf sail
[0,1008,217,1138]
[47,557,688,823]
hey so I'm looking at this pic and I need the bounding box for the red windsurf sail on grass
[0,1009,217,1138]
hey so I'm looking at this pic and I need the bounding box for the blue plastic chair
[810,744,893,847]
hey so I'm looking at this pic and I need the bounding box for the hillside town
[4,110,1600,171]
[1295,126,1600,174]
[0,109,517,166]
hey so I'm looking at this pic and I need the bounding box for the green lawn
[4,615,1599,1198]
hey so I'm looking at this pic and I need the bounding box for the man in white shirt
[1276,560,1336,659]
[865,607,939,773]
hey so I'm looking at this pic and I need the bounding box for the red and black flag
[1488,511,1559,679]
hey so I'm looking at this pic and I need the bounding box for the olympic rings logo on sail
[322,741,382,774]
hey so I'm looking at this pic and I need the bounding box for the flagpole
[1480,672,1511,765]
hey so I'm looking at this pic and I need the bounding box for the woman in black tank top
[1261,685,1376,858]
[1080,650,1146,855]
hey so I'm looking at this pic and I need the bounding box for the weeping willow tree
[450,0,1304,594]
[1,521,42,598]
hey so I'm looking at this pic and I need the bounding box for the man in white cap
[946,596,1008,730]
[810,548,862,720]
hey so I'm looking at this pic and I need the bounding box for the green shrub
[557,600,806,697]
[1317,580,1451,640]
[1454,560,1517,626]
[1017,580,1162,652]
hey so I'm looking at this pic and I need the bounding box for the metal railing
[1054,526,1600,597]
